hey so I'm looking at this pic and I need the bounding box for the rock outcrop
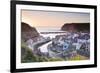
[21,22,39,41]
[61,23,90,32]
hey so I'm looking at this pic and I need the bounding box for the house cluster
[26,36,50,51]
[47,31,90,58]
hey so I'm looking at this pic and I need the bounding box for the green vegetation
[21,41,65,63]
[21,41,88,63]
[21,41,48,63]
[48,58,64,61]
[68,54,88,61]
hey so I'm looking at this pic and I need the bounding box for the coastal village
[26,31,90,60]
[21,22,90,62]
[47,31,90,59]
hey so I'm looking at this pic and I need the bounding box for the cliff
[61,23,90,32]
[21,22,39,41]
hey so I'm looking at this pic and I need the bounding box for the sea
[36,27,67,39]
[36,27,67,53]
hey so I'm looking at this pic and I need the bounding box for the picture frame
[10,0,97,73]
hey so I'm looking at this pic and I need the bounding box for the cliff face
[21,22,39,41]
[61,23,90,32]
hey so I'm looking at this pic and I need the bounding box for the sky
[22,10,90,28]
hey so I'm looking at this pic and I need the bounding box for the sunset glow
[22,10,90,28]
